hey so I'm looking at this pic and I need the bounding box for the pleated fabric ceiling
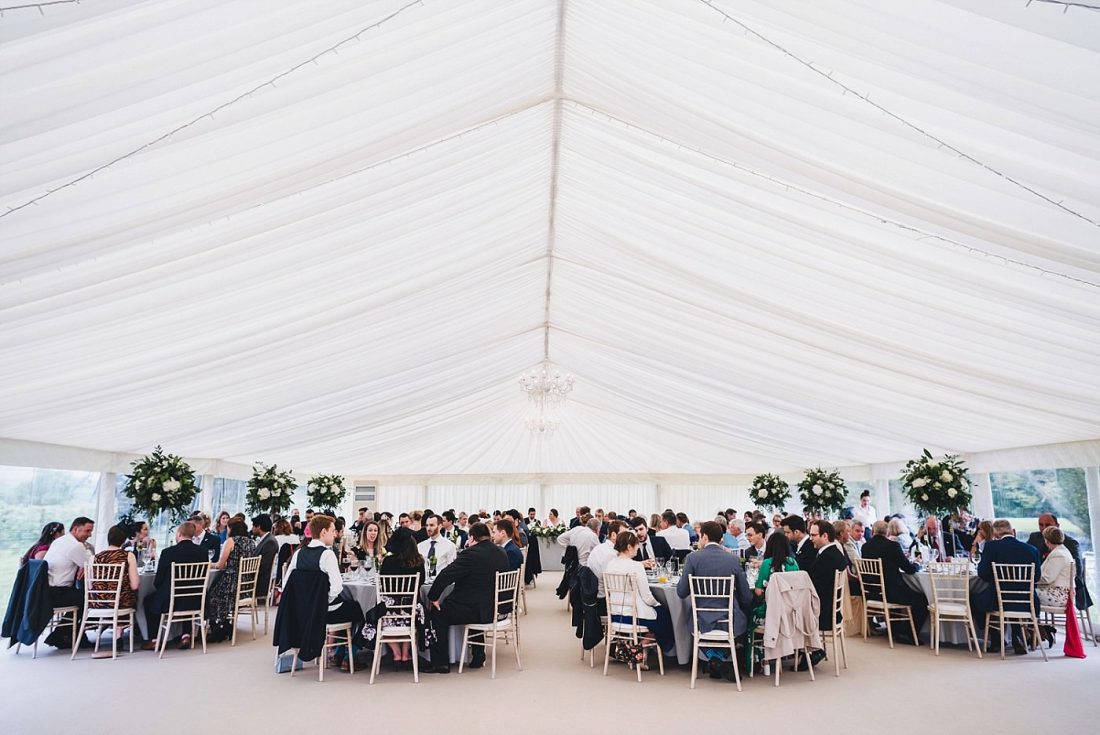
[1,0,1098,477]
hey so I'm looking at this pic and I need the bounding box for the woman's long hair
[385,527,423,569]
[763,529,790,568]
[21,521,64,566]
[359,521,382,554]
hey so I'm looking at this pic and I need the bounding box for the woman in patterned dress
[377,527,424,669]
[91,525,141,641]
[206,518,256,642]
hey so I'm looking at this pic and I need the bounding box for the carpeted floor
[3,572,1098,734]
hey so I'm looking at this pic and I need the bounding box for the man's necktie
[641,542,649,560]
[429,540,436,558]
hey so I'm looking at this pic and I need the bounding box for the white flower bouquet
[306,473,347,514]
[123,445,199,523]
[750,473,791,511]
[246,463,297,515]
[900,449,972,515]
[797,467,847,516]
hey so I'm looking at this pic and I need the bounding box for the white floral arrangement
[750,473,791,511]
[797,467,847,516]
[122,445,199,523]
[901,449,972,515]
[246,463,297,515]
[306,473,346,514]
[531,523,567,540]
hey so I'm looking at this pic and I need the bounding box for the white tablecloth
[904,572,989,645]
[343,579,466,664]
[136,569,222,640]
[649,580,693,665]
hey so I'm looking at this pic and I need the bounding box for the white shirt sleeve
[319,547,343,602]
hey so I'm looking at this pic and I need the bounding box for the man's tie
[641,541,649,560]
[429,540,436,559]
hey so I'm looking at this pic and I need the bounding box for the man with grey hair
[722,518,749,551]
[557,514,602,566]
[977,519,1041,655]
[859,519,926,645]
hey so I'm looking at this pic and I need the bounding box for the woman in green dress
[752,529,800,625]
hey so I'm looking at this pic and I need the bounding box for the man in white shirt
[851,491,877,541]
[283,514,361,625]
[417,514,458,574]
[42,516,94,646]
[656,511,691,551]
[557,515,601,566]
[586,520,626,598]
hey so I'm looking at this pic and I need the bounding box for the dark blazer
[675,544,752,636]
[793,537,818,572]
[273,569,328,661]
[914,528,960,559]
[633,534,672,564]
[809,544,848,630]
[3,560,52,647]
[427,539,509,624]
[569,517,582,529]
[501,541,523,571]
[978,536,1041,613]
[254,534,279,597]
[195,530,220,561]
[1026,531,1093,609]
[860,534,921,605]
[149,541,209,614]
[744,544,765,560]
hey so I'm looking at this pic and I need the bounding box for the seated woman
[213,511,231,544]
[752,530,800,623]
[122,519,156,558]
[206,517,257,642]
[545,508,561,527]
[604,530,675,664]
[377,527,424,670]
[1036,526,1073,647]
[970,520,995,559]
[91,525,141,638]
[358,520,387,567]
[887,517,913,556]
[20,521,64,566]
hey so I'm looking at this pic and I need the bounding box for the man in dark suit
[915,516,959,559]
[1026,513,1093,611]
[425,522,509,673]
[743,522,767,560]
[440,510,468,549]
[140,521,209,649]
[860,520,927,645]
[807,520,849,665]
[189,512,220,560]
[676,521,752,681]
[493,518,523,571]
[251,514,278,599]
[629,517,671,565]
[782,515,817,571]
[979,519,1041,655]
[569,505,590,529]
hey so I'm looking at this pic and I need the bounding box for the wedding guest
[557,515,602,566]
[20,521,64,566]
[782,515,817,571]
[457,512,471,533]
[605,530,675,660]
[123,519,156,557]
[862,520,927,646]
[1027,513,1092,612]
[723,518,749,551]
[358,520,387,565]
[379,527,425,669]
[190,512,221,560]
[676,512,698,545]
[752,528,800,625]
[657,511,691,551]
[206,518,257,642]
[42,517,94,648]
[440,511,467,548]
[139,521,208,650]
[848,521,866,554]
[570,506,590,529]
[629,517,670,566]
[214,511,231,543]
[743,522,767,560]
[807,520,847,664]
[1035,526,1072,647]
[418,514,458,574]
[492,518,523,571]
[251,514,278,597]
[887,517,914,556]
[90,525,140,640]
[768,513,784,538]
[649,513,662,533]
[350,507,370,536]
[273,518,298,548]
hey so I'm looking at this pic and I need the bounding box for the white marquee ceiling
[1,0,1099,477]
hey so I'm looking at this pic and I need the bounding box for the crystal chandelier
[519,361,574,433]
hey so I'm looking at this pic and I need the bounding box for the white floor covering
[3,573,1099,734]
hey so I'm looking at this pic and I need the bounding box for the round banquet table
[342,577,467,664]
[136,568,222,640]
[904,571,989,645]
[648,579,693,665]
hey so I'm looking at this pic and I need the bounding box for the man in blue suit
[977,519,1041,655]
[493,518,523,571]
[677,521,752,681]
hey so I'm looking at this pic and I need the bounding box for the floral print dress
[207,534,257,623]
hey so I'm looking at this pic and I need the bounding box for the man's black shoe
[424,665,450,674]
[468,651,486,669]
[720,661,738,682]
[809,649,826,666]
[707,659,723,679]
[78,635,96,650]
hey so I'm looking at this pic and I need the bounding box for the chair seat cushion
[237,598,254,606]
[378,626,412,636]
[698,630,732,641]
[930,602,968,615]
[85,607,134,618]
[468,619,513,632]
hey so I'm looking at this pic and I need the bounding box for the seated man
[629,517,671,565]
[807,520,848,667]
[42,516,94,647]
[656,511,691,552]
[492,518,524,571]
[283,515,363,627]
[425,522,509,672]
[860,520,927,645]
[252,514,279,599]
[557,515,602,566]
[417,514,458,574]
[676,521,751,680]
[587,520,626,602]
[914,515,958,560]
[742,522,767,560]
[782,515,817,571]
[141,520,209,650]
[979,519,1041,655]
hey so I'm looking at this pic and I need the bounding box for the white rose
[813,485,823,496]
[259,489,271,500]
[911,478,928,489]
[934,482,941,489]
[921,493,929,501]
[329,484,337,493]
[959,480,968,490]
[151,493,161,502]
[948,488,958,498]
[940,471,953,483]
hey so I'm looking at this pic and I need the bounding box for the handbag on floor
[274,650,304,674]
